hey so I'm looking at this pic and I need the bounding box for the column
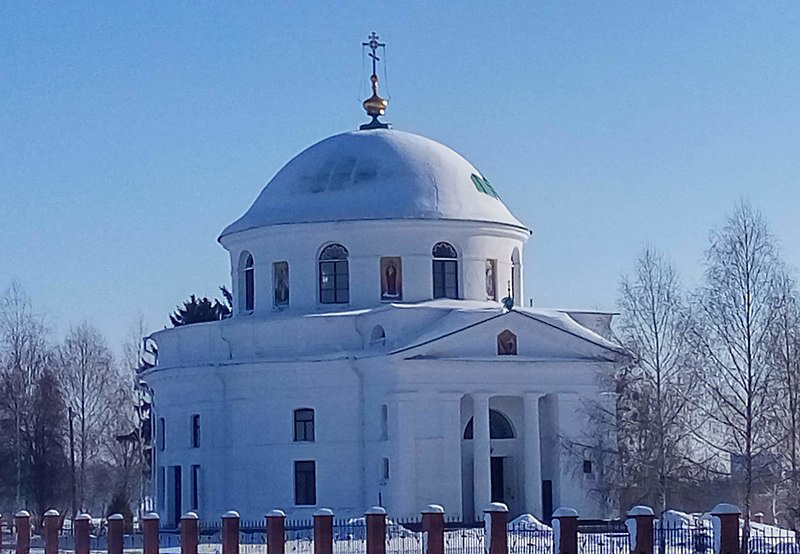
[441,394,463,516]
[523,393,543,518]
[472,393,491,519]
[390,396,415,515]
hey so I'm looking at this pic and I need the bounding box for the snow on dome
[220,128,526,238]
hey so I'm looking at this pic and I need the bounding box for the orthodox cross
[363,32,385,77]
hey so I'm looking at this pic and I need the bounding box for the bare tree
[616,247,697,513]
[691,202,783,542]
[57,322,119,509]
[0,282,51,505]
[771,271,800,527]
[115,314,153,518]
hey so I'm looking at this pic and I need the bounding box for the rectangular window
[320,260,349,304]
[294,409,315,442]
[273,261,290,307]
[294,461,317,505]
[245,268,255,311]
[583,460,593,474]
[433,260,458,299]
[380,404,388,440]
[382,457,390,480]
[157,466,166,510]
[191,465,200,510]
[158,417,165,452]
[191,414,200,448]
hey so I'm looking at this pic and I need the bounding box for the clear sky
[2,1,799,354]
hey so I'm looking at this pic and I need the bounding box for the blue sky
[2,1,799,354]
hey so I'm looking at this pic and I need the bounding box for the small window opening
[294,408,315,442]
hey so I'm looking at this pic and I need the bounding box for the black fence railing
[654,518,712,554]
[507,525,553,554]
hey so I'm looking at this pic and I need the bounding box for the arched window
[370,325,386,345]
[463,410,515,440]
[319,244,349,304]
[239,252,255,312]
[294,408,315,442]
[432,242,458,299]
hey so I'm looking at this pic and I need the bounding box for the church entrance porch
[460,395,529,521]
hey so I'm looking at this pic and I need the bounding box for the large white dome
[219,128,526,238]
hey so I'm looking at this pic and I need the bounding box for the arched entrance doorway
[461,406,521,519]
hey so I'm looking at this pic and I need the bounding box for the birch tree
[771,272,800,526]
[58,322,119,508]
[691,202,783,541]
[616,247,697,513]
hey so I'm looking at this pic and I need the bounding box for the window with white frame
[432,242,458,299]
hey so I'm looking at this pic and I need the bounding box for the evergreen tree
[28,368,69,517]
[170,292,231,327]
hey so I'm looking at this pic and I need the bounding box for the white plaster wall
[147,300,617,523]
[219,219,529,315]
[148,360,363,522]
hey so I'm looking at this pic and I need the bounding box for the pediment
[390,309,627,363]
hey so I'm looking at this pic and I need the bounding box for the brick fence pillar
[314,508,334,554]
[143,512,160,554]
[181,512,199,554]
[712,503,741,554]
[267,509,286,554]
[74,513,91,554]
[15,511,31,554]
[107,513,124,554]
[421,504,445,554]
[552,508,579,554]
[366,506,387,554]
[222,511,240,554]
[44,509,61,554]
[483,502,508,554]
[625,506,655,554]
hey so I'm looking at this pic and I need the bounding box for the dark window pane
[191,465,200,509]
[294,461,316,505]
[245,268,254,311]
[294,409,315,442]
[191,415,200,448]
[319,257,349,304]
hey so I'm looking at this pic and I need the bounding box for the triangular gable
[389,309,629,362]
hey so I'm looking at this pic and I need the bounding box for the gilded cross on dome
[360,32,390,130]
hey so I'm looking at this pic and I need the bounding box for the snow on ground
[508,514,551,531]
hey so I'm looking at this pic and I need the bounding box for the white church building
[143,39,630,526]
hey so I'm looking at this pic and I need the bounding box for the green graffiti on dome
[471,173,501,200]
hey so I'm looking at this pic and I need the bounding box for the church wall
[555,392,610,518]
[220,219,528,315]
[146,360,364,522]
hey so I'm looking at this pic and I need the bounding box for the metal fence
[4,514,800,554]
